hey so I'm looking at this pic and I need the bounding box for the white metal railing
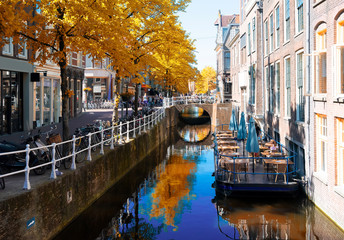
[0,95,215,190]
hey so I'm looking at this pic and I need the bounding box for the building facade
[309,0,344,230]
[215,12,237,102]
[0,38,34,134]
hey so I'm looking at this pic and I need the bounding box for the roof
[214,14,239,27]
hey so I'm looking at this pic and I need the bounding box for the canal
[54,118,344,239]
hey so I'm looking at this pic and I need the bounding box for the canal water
[54,124,344,240]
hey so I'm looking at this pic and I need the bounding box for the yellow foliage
[195,66,216,94]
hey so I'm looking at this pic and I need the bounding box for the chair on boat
[274,164,288,182]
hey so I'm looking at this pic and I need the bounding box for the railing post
[133,118,136,138]
[23,144,31,190]
[155,111,158,125]
[119,121,123,144]
[71,135,76,170]
[50,143,57,179]
[87,133,92,161]
[110,125,114,149]
[126,121,130,141]
[144,116,146,132]
[100,121,104,155]
[186,96,188,105]
[139,117,142,135]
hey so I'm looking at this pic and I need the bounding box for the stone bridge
[173,102,232,126]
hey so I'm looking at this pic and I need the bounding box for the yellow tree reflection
[150,155,196,229]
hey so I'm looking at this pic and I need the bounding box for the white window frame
[316,114,327,173]
[2,37,13,56]
[265,20,269,56]
[248,22,251,55]
[265,65,269,111]
[295,0,304,34]
[296,49,304,122]
[270,13,274,53]
[252,17,256,52]
[275,6,280,49]
[18,37,27,59]
[337,118,344,186]
[334,18,344,97]
[284,0,290,42]
[284,56,291,118]
[275,61,281,115]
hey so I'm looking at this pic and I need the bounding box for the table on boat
[217,140,237,145]
[259,146,269,151]
[263,159,294,180]
[261,151,285,157]
[220,151,240,157]
[218,145,240,152]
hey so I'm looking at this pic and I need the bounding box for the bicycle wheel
[0,167,5,190]
[75,141,87,163]
[33,157,47,175]
[62,144,72,169]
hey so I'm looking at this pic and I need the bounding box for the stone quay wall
[0,107,179,240]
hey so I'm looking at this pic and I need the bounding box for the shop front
[0,70,24,134]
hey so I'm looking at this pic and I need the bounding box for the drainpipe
[257,1,265,134]
[305,0,311,195]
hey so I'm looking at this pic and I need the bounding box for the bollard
[87,133,92,161]
[71,135,76,169]
[50,143,57,179]
[100,121,104,155]
[23,144,31,190]
[110,125,114,149]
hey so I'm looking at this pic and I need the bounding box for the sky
[178,0,240,71]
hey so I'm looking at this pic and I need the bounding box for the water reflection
[179,106,210,125]
[214,196,306,239]
[53,142,344,240]
[177,124,211,142]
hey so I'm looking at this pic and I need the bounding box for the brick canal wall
[0,107,179,240]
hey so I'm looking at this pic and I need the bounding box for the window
[265,20,269,55]
[314,24,327,94]
[270,14,274,52]
[249,65,255,104]
[296,51,304,122]
[269,64,274,112]
[335,16,344,95]
[275,6,280,48]
[337,118,344,186]
[17,37,27,59]
[275,62,281,114]
[224,51,230,71]
[252,18,256,52]
[248,23,251,55]
[316,114,327,173]
[266,66,270,110]
[2,37,13,56]
[285,57,291,117]
[285,0,290,41]
[296,0,304,33]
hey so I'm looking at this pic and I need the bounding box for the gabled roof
[214,14,239,27]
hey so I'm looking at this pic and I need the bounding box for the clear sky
[178,0,240,71]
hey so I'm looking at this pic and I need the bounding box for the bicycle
[46,133,73,169]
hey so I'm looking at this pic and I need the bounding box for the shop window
[316,114,327,173]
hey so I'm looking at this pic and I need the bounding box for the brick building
[309,0,344,230]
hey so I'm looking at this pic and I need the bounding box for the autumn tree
[195,66,216,94]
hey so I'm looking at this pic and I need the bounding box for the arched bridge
[165,96,233,126]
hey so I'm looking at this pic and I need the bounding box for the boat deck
[213,131,300,196]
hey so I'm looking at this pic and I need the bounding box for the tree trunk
[58,38,70,141]
[134,83,139,116]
